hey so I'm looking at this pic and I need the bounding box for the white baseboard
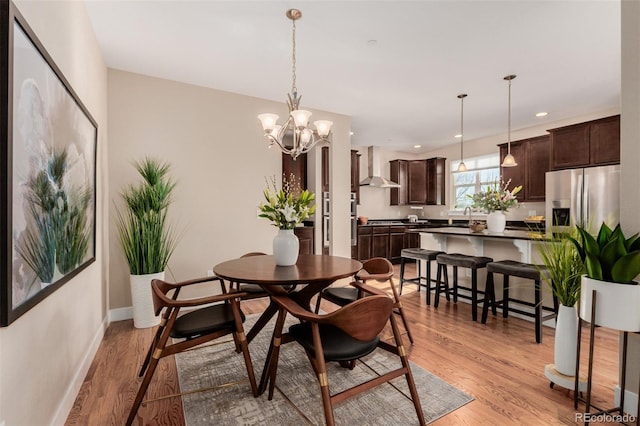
[614,385,639,417]
[109,306,133,322]
[51,315,108,425]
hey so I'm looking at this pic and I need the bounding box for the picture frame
[0,3,98,326]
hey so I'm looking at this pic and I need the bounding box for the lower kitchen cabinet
[355,224,424,263]
[294,226,314,255]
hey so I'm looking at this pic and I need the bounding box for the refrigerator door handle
[576,174,584,227]
[583,174,589,226]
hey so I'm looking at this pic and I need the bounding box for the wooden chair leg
[399,257,406,295]
[388,277,414,344]
[265,308,288,399]
[434,263,442,308]
[310,323,336,426]
[314,293,323,314]
[127,355,161,426]
[230,301,258,397]
[388,311,426,425]
[502,275,510,318]
[471,268,478,322]
[425,260,432,305]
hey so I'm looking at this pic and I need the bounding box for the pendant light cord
[507,77,511,155]
[460,95,464,161]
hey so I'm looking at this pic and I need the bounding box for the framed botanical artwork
[0,3,98,326]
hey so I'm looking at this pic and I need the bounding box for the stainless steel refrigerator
[545,164,620,234]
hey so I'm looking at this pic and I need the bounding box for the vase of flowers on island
[470,178,522,233]
[258,174,316,266]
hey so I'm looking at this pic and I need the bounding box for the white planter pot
[273,229,299,266]
[580,276,640,332]
[130,271,164,328]
[486,211,506,233]
[554,304,578,376]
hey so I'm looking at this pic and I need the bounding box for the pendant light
[456,93,468,172]
[501,74,518,167]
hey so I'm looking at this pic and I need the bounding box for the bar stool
[435,253,493,321]
[399,248,444,305]
[481,260,559,343]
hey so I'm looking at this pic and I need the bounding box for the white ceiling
[85,0,621,153]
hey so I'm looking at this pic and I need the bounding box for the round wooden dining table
[213,254,363,394]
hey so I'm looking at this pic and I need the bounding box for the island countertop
[414,226,551,241]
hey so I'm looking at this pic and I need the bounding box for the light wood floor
[66,265,622,425]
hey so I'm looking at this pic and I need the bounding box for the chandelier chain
[291,17,297,94]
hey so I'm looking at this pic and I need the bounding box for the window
[451,154,501,209]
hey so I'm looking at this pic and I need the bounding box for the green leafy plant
[569,223,640,284]
[469,178,522,213]
[115,157,179,275]
[258,173,316,230]
[536,231,584,307]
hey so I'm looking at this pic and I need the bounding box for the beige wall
[354,106,619,222]
[107,69,351,308]
[620,0,640,412]
[1,1,108,425]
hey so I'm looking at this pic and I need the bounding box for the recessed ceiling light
[454,134,462,138]
[536,112,548,117]
[349,131,354,136]
[367,39,378,46]
[413,145,421,149]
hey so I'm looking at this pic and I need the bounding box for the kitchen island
[414,227,555,312]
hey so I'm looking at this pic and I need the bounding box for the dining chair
[315,257,414,344]
[126,276,258,426]
[264,281,426,426]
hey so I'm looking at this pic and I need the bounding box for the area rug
[175,314,473,425]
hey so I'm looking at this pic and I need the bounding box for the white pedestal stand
[545,364,587,393]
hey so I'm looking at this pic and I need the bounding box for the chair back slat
[151,279,174,316]
[325,295,393,341]
[359,257,394,281]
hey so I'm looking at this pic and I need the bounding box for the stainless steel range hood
[359,146,400,188]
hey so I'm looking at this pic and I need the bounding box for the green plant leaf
[599,236,627,281]
[611,251,640,283]
[578,227,600,257]
[584,252,603,281]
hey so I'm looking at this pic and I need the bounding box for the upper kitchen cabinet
[282,152,307,193]
[351,150,361,203]
[549,115,620,170]
[390,158,446,206]
[408,160,427,204]
[389,160,408,205]
[499,135,549,202]
[426,157,446,205]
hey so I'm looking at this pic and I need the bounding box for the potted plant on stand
[116,157,179,328]
[536,231,584,389]
[469,178,522,233]
[569,223,640,416]
[258,174,316,266]
[570,223,640,331]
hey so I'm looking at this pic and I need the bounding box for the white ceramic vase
[580,276,640,332]
[273,229,299,266]
[486,211,506,233]
[554,304,578,376]
[130,271,164,328]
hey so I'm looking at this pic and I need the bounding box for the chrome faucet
[464,206,472,226]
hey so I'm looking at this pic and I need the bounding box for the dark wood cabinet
[549,115,620,170]
[294,226,314,255]
[357,226,372,261]
[405,227,420,249]
[589,115,620,166]
[525,136,550,201]
[390,158,446,206]
[408,160,427,204]
[371,226,389,259]
[389,226,406,263]
[426,157,446,205]
[499,135,549,202]
[351,150,361,203]
[282,152,307,192]
[389,160,408,205]
[321,147,329,192]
